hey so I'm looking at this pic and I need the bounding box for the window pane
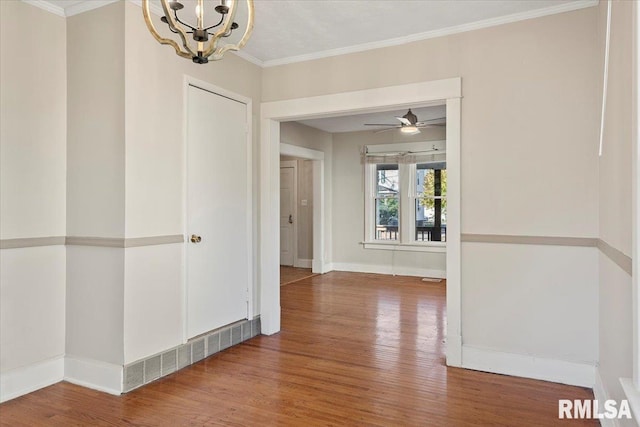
[415,163,446,242]
[376,198,399,241]
[415,198,446,242]
[377,164,399,197]
[416,163,447,197]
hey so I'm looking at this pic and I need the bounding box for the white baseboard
[64,355,122,396]
[620,378,640,427]
[462,345,595,388]
[594,369,621,427]
[294,258,312,268]
[330,262,446,279]
[0,356,64,403]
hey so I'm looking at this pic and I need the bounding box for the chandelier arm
[142,0,192,59]
[159,0,197,57]
[204,14,226,31]
[201,0,239,58]
[208,0,254,60]
[174,10,197,32]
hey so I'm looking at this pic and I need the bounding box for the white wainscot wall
[461,242,598,387]
[0,246,66,402]
[124,244,183,364]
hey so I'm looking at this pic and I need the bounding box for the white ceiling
[298,105,446,134]
[37,0,597,66]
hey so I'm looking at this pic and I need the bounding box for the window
[364,141,446,252]
[414,163,447,242]
[375,164,399,241]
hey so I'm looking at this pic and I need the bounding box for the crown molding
[128,0,164,17]
[20,0,65,17]
[231,50,264,67]
[260,0,599,68]
[64,0,119,17]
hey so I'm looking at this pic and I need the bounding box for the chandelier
[142,0,254,64]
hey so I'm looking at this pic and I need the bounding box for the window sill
[362,241,446,253]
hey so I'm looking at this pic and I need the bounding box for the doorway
[185,81,253,340]
[279,160,296,267]
[259,78,462,366]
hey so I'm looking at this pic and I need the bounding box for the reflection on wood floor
[280,265,317,285]
[0,272,595,426]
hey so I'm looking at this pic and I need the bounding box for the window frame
[363,141,447,253]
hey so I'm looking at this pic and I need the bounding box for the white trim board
[294,258,312,269]
[0,356,64,403]
[279,143,327,276]
[594,370,621,427]
[260,77,462,367]
[462,345,595,388]
[329,263,445,279]
[64,356,123,396]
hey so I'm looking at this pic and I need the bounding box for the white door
[186,85,249,339]
[280,166,295,266]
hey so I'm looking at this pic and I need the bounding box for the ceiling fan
[364,109,446,135]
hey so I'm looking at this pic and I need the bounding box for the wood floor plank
[0,272,596,426]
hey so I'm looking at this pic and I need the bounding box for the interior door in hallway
[280,165,295,266]
[186,84,249,339]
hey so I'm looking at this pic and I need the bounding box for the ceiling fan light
[401,125,420,135]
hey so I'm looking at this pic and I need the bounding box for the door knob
[288,214,293,224]
[190,234,202,243]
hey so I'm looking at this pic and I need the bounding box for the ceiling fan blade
[417,123,446,128]
[364,124,400,126]
[396,117,412,126]
[374,127,401,134]
[415,117,446,125]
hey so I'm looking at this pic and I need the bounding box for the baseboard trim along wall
[594,369,621,427]
[294,258,312,268]
[0,356,65,403]
[461,345,595,388]
[329,262,446,279]
[64,356,123,396]
[0,319,261,402]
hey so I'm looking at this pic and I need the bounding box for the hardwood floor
[280,265,316,285]
[0,272,595,426]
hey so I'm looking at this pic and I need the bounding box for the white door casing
[260,78,462,367]
[280,162,296,266]
[186,83,250,339]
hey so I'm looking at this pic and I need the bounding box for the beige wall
[0,1,67,374]
[67,3,125,238]
[66,2,125,366]
[265,7,601,366]
[1,0,67,240]
[264,9,600,238]
[597,0,634,417]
